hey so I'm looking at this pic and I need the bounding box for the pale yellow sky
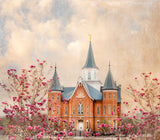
[0,0,160,111]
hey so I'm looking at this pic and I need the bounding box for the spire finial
[88,34,92,42]
[109,61,111,69]
[55,63,57,71]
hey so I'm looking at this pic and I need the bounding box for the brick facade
[48,85,121,131]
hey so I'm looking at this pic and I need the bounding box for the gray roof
[86,83,102,100]
[103,66,117,90]
[62,81,102,100]
[62,87,75,100]
[51,66,62,91]
[83,41,98,69]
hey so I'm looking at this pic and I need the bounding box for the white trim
[103,90,117,92]
[69,77,94,100]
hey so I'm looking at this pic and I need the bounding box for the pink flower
[95,132,101,136]
[27,126,33,130]
[37,133,43,138]
[68,132,74,136]
[25,137,30,140]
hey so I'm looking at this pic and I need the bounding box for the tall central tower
[82,35,101,91]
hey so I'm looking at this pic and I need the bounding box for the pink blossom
[27,126,33,130]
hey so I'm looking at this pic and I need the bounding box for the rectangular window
[57,95,59,100]
[109,93,111,99]
[108,105,111,115]
[52,95,54,99]
[65,106,68,115]
[114,93,116,99]
[108,119,111,125]
[57,107,59,115]
[73,121,75,128]
[104,105,106,114]
[86,120,89,129]
[73,106,75,114]
[114,106,116,114]
[97,106,99,114]
[97,120,99,128]
[65,122,67,128]
[88,72,91,80]
[104,94,106,99]
[87,106,89,115]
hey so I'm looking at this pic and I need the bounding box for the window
[104,105,106,114]
[57,95,59,100]
[114,106,116,114]
[65,122,67,128]
[104,94,106,99]
[78,103,84,114]
[86,120,89,129]
[108,119,111,125]
[108,105,111,115]
[57,107,59,115]
[65,106,68,115]
[88,72,91,80]
[52,106,54,114]
[109,93,111,99]
[114,120,116,129]
[73,121,75,128]
[94,71,96,79]
[114,93,116,99]
[97,120,99,128]
[87,106,89,115]
[97,106,99,114]
[73,106,75,114]
[52,95,54,99]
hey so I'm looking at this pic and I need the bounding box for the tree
[122,72,160,139]
[0,60,73,140]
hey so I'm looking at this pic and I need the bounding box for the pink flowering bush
[0,60,73,139]
[122,72,160,139]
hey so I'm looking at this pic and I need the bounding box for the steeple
[103,62,117,90]
[51,65,62,91]
[83,35,98,69]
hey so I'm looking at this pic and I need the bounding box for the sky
[0,0,160,112]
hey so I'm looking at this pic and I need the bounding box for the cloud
[0,0,160,115]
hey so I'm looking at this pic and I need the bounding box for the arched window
[78,103,84,114]
[94,71,96,79]
[109,93,111,99]
[114,106,116,114]
[114,93,116,99]
[73,106,75,114]
[97,106,99,114]
[87,106,89,115]
[88,72,91,80]
[104,105,106,114]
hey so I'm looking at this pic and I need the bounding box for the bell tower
[82,35,101,91]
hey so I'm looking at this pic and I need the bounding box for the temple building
[48,37,121,131]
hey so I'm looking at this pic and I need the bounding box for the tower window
[114,93,116,99]
[57,107,59,115]
[88,72,91,80]
[73,121,75,128]
[65,106,68,115]
[97,106,99,114]
[57,95,59,100]
[104,94,106,99]
[78,103,84,114]
[104,105,106,114]
[108,105,111,115]
[87,106,89,115]
[73,106,75,114]
[94,71,96,79]
[109,93,111,99]
[114,106,116,114]
[52,95,54,99]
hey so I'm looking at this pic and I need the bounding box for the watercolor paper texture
[0,0,160,114]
